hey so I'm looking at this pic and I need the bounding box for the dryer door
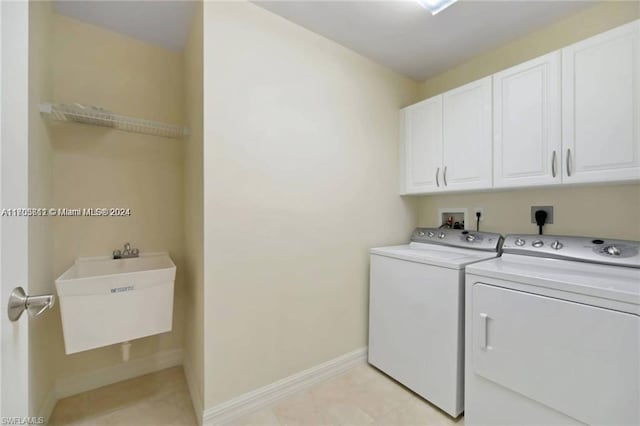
[471,283,640,426]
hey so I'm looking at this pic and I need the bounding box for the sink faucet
[113,242,140,259]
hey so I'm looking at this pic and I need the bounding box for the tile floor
[49,364,464,426]
[49,367,196,426]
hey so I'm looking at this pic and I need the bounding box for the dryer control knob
[605,245,621,256]
[418,231,425,237]
[427,231,435,238]
[466,234,476,242]
[551,240,563,250]
[515,238,526,247]
[438,232,446,239]
[532,240,544,248]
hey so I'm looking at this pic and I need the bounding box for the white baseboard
[184,358,204,425]
[203,347,367,425]
[38,388,58,422]
[55,348,184,399]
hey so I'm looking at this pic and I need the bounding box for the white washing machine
[465,234,640,426]
[368,228,503,417]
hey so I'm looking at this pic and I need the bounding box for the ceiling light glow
[416,0,458,15]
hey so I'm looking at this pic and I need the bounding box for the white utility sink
[55,253,176,354]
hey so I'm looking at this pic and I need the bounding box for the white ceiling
[53,0,197,51]
[52,0,597,78]
[253,0,597,80]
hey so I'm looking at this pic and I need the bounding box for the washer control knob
[418,231,425,237]
[532,240,544,248]
[427,231,435,238]
[551,240,563,250]
[438,232,446,239]
[466,234,476,242]
[515,238,526,247]
[605,245,621,256]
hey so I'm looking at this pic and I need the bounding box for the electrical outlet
[474,208,484,221]
[530,206,554,224]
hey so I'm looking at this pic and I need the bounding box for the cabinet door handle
[435,167,440,187]
[566,149,572,177]
[479,313,489,351]
[443,166,448,186]
[551,151,557,178]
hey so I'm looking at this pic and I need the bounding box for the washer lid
[466,254,640,311]
[371,243,500,270]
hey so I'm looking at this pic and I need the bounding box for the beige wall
[418,184,640,240]
[49,15,186,379]
[182,2,205,414]
[203,1,419,408]
[28,0,56,416]
[417,2,640,240]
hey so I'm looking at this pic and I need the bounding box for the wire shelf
[40,102,188,139]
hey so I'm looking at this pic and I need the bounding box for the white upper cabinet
[493,52,562,188]
[442,77,493,191]
[400,78,492,194]
[400,96,443,194]
[399,20,639,195]
[562,20,640,184]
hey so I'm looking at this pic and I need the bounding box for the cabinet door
[442,77,492,191]
[562,20,640,184]
[494,52,562,188]
[401,96,443,194]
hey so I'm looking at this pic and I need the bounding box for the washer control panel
[503,234,640,268]
[410,228,503,252]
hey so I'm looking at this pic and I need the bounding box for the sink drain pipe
[121,341,132,362]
